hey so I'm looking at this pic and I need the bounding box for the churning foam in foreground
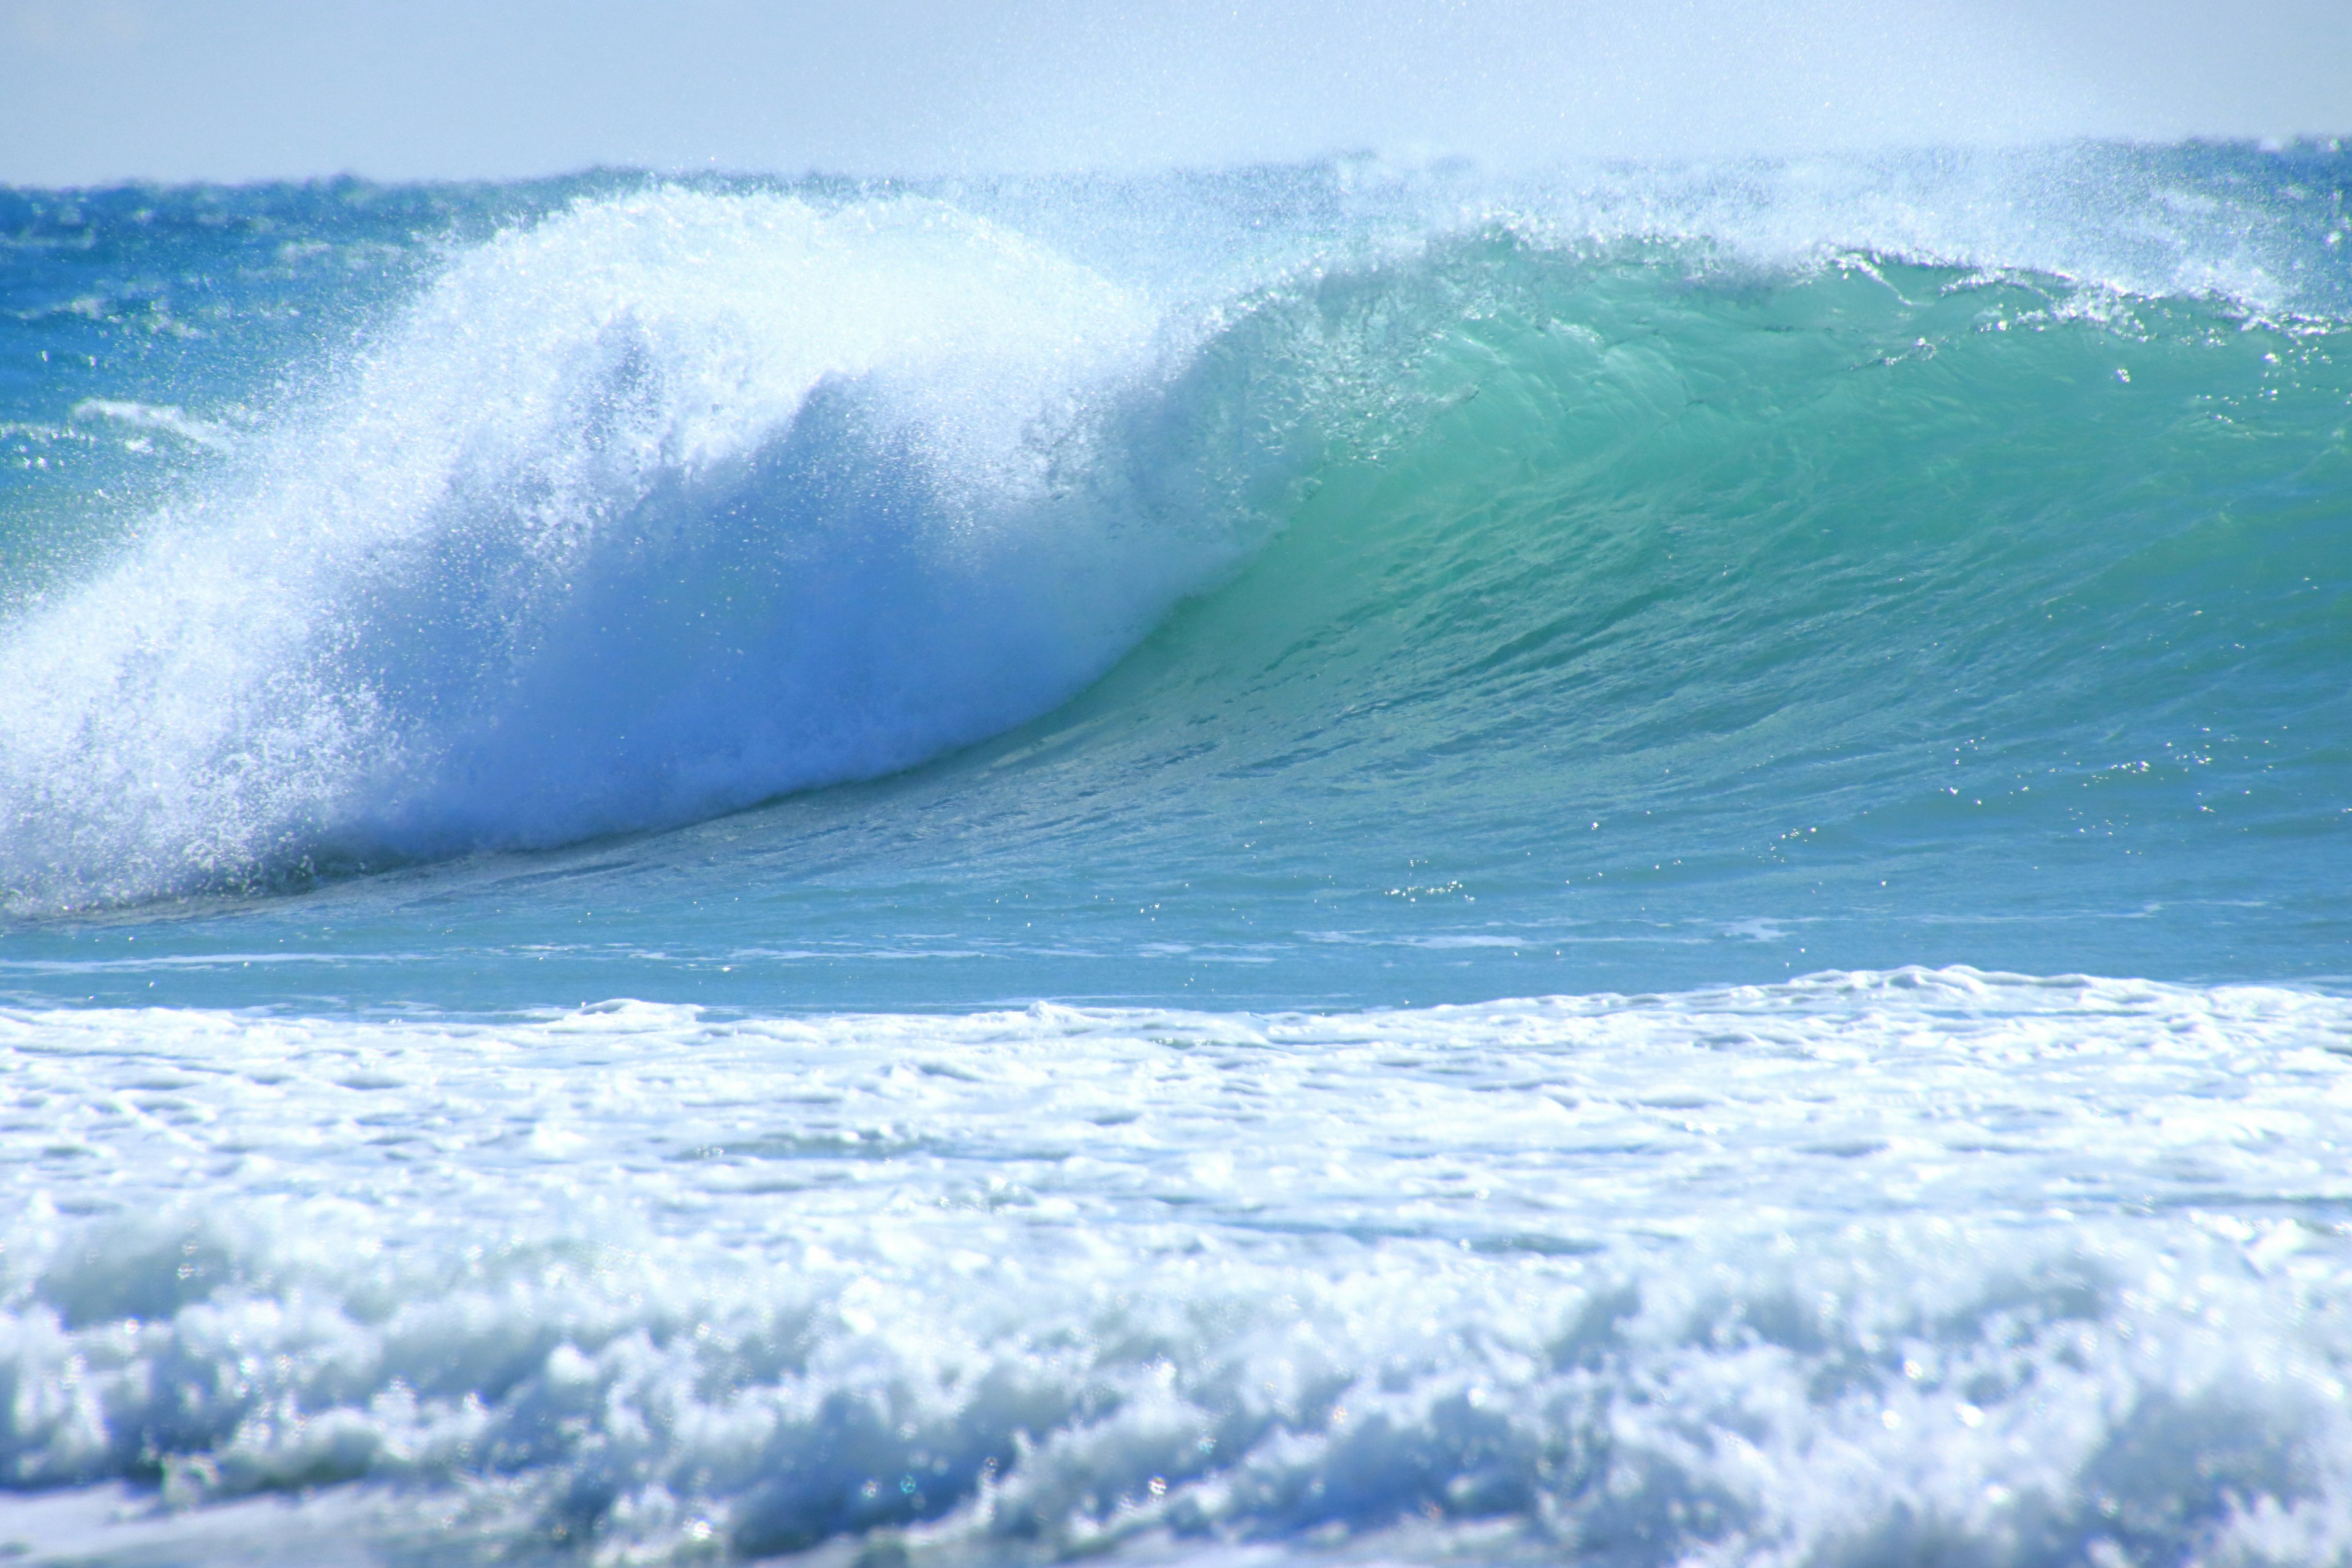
[0,190,1295,908]
[4,969,2352,1566]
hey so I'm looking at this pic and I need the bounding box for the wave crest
[0,190,1292,907]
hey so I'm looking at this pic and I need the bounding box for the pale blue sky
[3,0,2346,186]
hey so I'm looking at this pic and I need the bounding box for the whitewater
[1,141,2349,1565]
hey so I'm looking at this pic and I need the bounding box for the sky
[1,0,2348,187]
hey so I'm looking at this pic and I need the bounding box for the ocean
[1,141,2349,1565]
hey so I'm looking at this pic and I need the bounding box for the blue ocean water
[1,143,2350,1565]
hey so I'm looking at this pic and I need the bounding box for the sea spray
[0,192,1276,907]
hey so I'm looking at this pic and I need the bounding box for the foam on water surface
[5,970,2352,1564]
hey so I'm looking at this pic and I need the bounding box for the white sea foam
[4,969,2350,1564]
[67,400,236,453]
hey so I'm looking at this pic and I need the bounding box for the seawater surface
[2,143,2350,1565]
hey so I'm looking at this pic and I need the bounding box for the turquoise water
[3,148,2350,1012]
[3,144,2352,1565]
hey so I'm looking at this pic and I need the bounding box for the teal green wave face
[0,149,2347,1008]
[1137,247,2351,902]
[656,238,2347,1004]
